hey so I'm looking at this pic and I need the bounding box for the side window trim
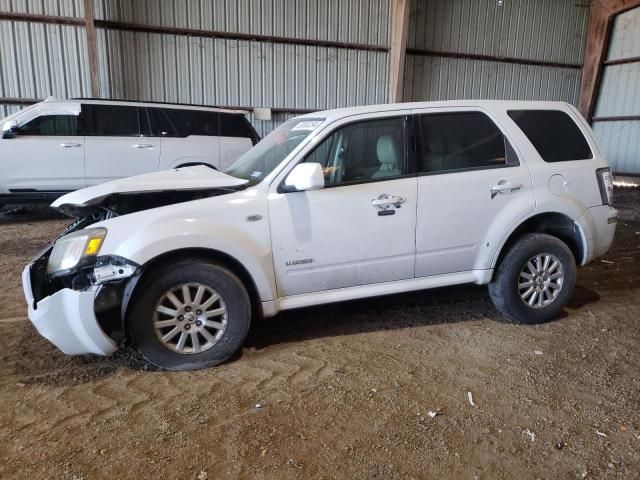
[146,107,177,138]
[140,108,152,137]
[278,114,414,193]
[413,110,520,178]
[161,110,180,137]
[80,104,92,135]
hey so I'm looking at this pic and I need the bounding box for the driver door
[3,114,85,192]
[269,113,417,297]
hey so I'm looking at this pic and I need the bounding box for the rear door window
[17,115,78,136]
[416,112,515,174]
[163,109,220,137]
[508,110,593,162]
[83,105,143,136]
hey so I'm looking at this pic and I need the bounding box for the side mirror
[2,120,18,139]
[283,162,325,192]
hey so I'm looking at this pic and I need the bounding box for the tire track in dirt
[2,189,640,479]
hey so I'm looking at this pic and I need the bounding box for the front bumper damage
[23,267,116,355]
[22,246,137,356]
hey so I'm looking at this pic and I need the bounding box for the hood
[52,165,248,210]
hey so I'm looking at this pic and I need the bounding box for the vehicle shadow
[245,281,604,350]
[567,284,601,309]
[246,283,500,350]
[0,205,66,224]
[12,281,603,385]
[11,322,153,388]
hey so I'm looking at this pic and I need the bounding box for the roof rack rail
[71,97,251,112]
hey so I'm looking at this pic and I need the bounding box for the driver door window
[305,117,407,186]
[16,115,78,136]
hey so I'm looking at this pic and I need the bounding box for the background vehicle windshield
[225,117,324,185]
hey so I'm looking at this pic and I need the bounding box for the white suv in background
[0,98,258,207]
[22,101,617,371]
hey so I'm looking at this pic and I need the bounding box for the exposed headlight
[47,228,107,276]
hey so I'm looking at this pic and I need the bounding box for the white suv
[22,101,617,371]
[0,98,258,208]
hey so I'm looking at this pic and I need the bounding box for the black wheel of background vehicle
[488,233,576,325]
[128,259,251,370]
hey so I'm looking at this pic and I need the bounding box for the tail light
[596,167,614,206]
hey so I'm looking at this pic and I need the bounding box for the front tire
[128,259,251,370]
[488,233,576,324]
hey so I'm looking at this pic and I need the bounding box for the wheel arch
[165,154,220,170]
[121,247,263,333]
[492,212,587,270]
[175,162,217,170]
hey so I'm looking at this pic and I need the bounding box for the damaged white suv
[23,101,617,370]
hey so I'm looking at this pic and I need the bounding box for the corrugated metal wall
[0,103,21,118]
[404,0,589,105]
[1,0,597,135]
[0,0,83,17]
[93,0,389,46]
[91,0,389,134]
[592,6,640,175]
[94,30,388,110]
[1,0,390,133]
[404,56,582,102]
[0,19,92,117]
[247,111,298,138]
[0,0,87,117]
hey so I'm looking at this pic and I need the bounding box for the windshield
[225,117,324,185]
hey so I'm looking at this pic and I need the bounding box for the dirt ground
[1,188,639,480]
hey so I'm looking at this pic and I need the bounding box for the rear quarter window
[220,113,260,144]
[508,110,592,162]
[163,109,220,137]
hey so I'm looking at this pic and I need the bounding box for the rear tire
[128,259,251,370]
[488,233,576,324]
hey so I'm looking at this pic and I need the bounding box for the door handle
[60,143,82,148]
[372,194,407,209]
[133,143,154,149]
[491,182,522,199]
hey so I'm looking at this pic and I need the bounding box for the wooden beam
[407,48,582,69]
[0,11,84,26]
[592,115,640,122]
[578,0,640,121]
[93,20,388,53]
[83,0,100,98]
[387,0,411,103]
[0,97,40,105]
[0,12,389,53]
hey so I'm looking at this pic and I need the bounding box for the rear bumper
[22,265,117,356]
[578,205,617,264]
